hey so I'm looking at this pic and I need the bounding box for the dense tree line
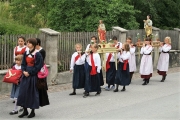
[0,0,180,33]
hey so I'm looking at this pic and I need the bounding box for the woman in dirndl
[36,38,50,107]
[17,38,43,118]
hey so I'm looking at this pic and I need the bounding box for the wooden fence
[0,34,46,70]
[57,31,119,72]
[0,29,179,72]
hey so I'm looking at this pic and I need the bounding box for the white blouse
[130,46,136,54]
[14,64,21,70]
[159,44,171,52]
[115,42,122,49]
[70,52,86,70]
[86,53,101,73]
[118,51,131,62]
[140,45,153,55]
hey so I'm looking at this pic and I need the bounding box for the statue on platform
[143,15,153,37]
[98,20,106,43]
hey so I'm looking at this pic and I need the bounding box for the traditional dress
[84,53,101,92]
[17,50,43,109]
[139,45,153,79]
[115,51,131,86]
[70,52,86,89]
[10,64,21,100]
[98,23,106,42]
[157,44,171,76]
[13,46,29,61]
[36,47,50,107]
[129,45,137,82]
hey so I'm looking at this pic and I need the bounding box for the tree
[48,0,140,32]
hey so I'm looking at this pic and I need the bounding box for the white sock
[13,99,18,112]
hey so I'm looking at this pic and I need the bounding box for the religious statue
[98,20,106,43]
[143,15,153,37]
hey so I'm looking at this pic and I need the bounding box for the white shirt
[118,51,131,62]
[70,52,86,70]
[106,53,115,62]
[86,53,101,73]
[115,42,122,50]
[140,45,153,55]
[14,64,21,70]
[159,44,171,52]
[130,46,136,54]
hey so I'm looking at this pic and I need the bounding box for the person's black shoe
[147,79,149,84]
[160,80,164,82]
[69,92,76,95]
[142,81,147,85]
[27,112,35,118]
[18,111,29,118]
[12,101,15,103]
[83,93,89,98]
[95,92,100,96]
[121,88,126,92]
[113,89,119,92]
[19,107,23,112]
[9,110,18,115]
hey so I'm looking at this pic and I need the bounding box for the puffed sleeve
[13,47,16,62]
[96,54,101,73]
[120,51,130,60]
[140,47,145,54]
[162,45,171,52]
[85,44,90,52]
[27,52,43,75]
[70,53,75,70]
[21,52,27,72]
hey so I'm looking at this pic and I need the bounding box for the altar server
[114,43,131,92]
[69,43,86,95]
[139,37,153,85]
[157,36,171,82]
[84,43,101,98]
[126,37,136,83]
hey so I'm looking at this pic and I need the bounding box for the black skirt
[37,78,50,107]
[106,62,116,85]
[115,62,130,86]
[84,65,101,92]
[72,64,85,89]
[99,69,104,86]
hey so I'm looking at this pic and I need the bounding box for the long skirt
[84,65,101,92]
[139,55,153,79]
[73,64,85,89]
[17,75,39,109]
[106,62,116,85]
[115,62,130,86]
[157,53,169,75]
[99,69,104,86]
[10,83,20,99]
[37,78,50,107]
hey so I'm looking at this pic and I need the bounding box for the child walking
[69,43,86,95]
[9,55,23,115]
[84,43,101,98]
[114,43,131,92]
[139,37,153,85]
[157,37,171,82]
[126,37,136,83]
